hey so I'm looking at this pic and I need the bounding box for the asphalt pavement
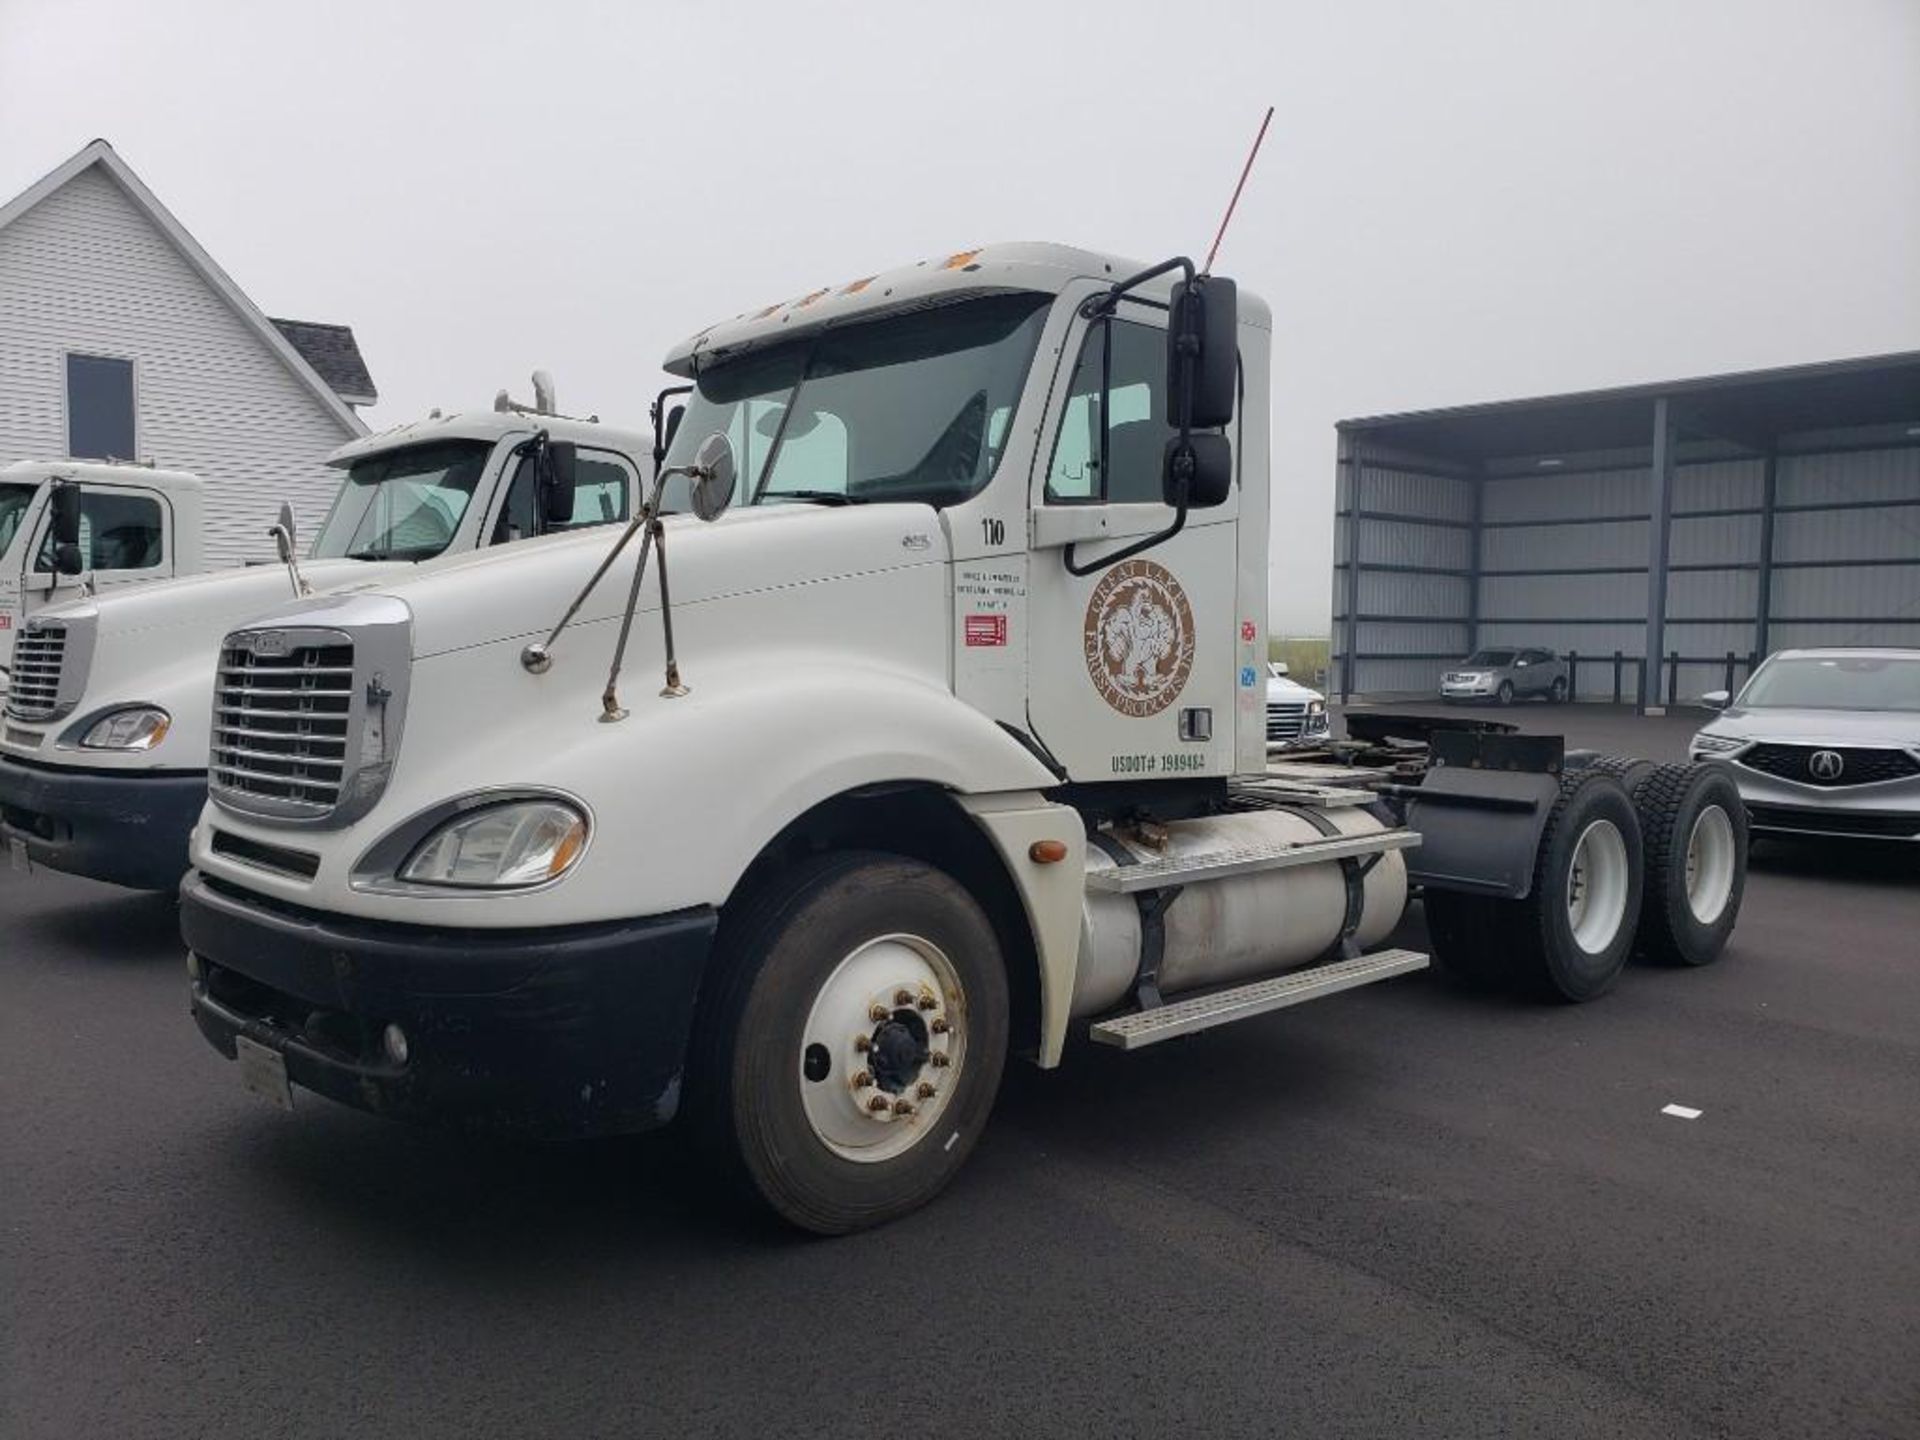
[3,706,1916,1439]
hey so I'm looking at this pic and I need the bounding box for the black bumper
[182,871,717,1138]
[0,756,206,890]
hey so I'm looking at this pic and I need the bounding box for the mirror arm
[1062,502,1189,578]
[652,384,694,468]
[1079,255,1196,321]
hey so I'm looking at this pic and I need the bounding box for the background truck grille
[211,641,355,813]
[1737,743,1920,788]
[4,626,69,722]
[1266,701,1308,742]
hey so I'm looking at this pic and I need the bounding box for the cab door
[30,484,171,600]
[1024,297,1241,785]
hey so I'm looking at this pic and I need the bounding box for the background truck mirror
[1163,433,1233,510]
[541,440,579,525]
[1166,276,1238,431]
[49,481,82,547]
[661,405,686,462]
[54,541,85,576]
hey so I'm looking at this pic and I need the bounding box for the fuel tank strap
[1089,830,1181,1013]
[1269,804,1376,961]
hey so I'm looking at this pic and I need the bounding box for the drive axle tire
[1627,763,1747,967]
[689,851,1008,1235]
[1511,771,1645,1001]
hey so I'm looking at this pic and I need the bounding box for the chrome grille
[211,639,355,813]
[1738,743,1920,788]
[4,625,68,722]
[1266,701,1307,742]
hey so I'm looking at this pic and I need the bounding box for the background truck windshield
[1740,654,1920,712]
[310,441,493,561]
[0,483,35,557]
[662,293,1050,512]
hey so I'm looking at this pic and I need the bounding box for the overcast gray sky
[4,0,1915,631]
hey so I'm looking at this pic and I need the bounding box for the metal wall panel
[1669,513,1763,568]
[1481,571,1643,618]
[1777,447,1920,507]
[1358,519,1472,570]
[1359,464,1474,521]
[1358,570,1471,616]
[1769,563,1920,619]
[1481,519,1647,570]
[1482,467,1648,523]
[1772,621,1920,649]
[1772,504,1920,563]
[1356,620,1466,656]
[1673,458,1765,512]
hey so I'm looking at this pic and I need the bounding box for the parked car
[1691,647,1920,842]
[1440,647,1569,705]
[1266,661,1331,747]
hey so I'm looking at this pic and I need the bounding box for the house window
[67,354,136,461]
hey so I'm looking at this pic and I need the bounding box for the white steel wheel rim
[1566,818,1631,954]
[1684,804,1737,924]
[798,933,966,1165]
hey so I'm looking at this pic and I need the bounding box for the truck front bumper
[181,871,716,1137]
[0,756,206,890]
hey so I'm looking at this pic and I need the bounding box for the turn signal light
[1028,839,1069,864]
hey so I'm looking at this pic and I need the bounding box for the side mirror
[1163,433,1232,510]
[1166,275,1238,430]
[661,405,686,461]
[49,481,82,547]
[271,500,298,565]
[1700,689,1731,710]
[687,432,736,522]
[54,542,85,577]
[540,440,579,525]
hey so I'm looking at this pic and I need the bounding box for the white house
[0,139,377,567]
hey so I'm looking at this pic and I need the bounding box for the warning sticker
[964,614,1008,647]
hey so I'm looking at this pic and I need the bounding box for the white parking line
[1662,1103,1704,1120]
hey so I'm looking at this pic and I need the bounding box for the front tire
[689,852,1009,1234]
[1496,680,1515,706]
[1549,676,1569,704]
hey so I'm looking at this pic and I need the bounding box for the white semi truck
[0,459,215,696]
[177,245,1748,1233]
[0,392,659,890]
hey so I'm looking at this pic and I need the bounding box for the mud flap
[1403,731,1564,900]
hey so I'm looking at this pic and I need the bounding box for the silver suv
[1440,647,1569,705]
[1691,647,1920,842]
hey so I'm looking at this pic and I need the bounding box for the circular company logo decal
[1083,559,1196,718]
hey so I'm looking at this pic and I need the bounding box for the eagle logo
[1082,559,1196,718]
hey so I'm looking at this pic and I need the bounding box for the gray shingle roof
[269,318,378,405]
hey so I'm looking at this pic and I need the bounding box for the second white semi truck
[177,245,1749,1232]
[0,392,659,889]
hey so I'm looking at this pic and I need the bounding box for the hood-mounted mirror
[688,432,736,522]
[270,501,313,597]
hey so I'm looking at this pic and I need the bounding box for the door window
[492,449,633,544]
[36,490,164,572]
[1045,317,1220,506]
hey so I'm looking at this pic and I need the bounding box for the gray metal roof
[269,318,378,406]
[1339,351,1920,463]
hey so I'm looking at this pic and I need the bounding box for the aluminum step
[1085,829,1420,894]
[1088,948,1430,1050]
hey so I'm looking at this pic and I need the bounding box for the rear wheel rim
[1566,818,1630,954]
[1684,804,1737,924]
[798,933,966,1164]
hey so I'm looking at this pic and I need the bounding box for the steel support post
[1642,398,1676,715]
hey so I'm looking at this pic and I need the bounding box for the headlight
[80,707,171,751]
[399,799,588,888]
[1307,699,1327,716]
[1691,732,1745,755]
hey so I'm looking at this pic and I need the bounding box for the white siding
[0,166,356,567]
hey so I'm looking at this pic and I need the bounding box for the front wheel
[1549,676,1569,704]
[1495,680,1515,706]
[689,852,1009,1234]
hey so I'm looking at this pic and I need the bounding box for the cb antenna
[1203,105,1274,275]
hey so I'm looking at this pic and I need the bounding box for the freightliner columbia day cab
[179,245,1749,1232]
[0,459,215,698]
[0,394,653,889]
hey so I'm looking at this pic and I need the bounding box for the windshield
[1464,650,1515,667]
[1738,654,1920,712]
[309,440,493,561]
[662,293,1052,512]
[0,482,36,558]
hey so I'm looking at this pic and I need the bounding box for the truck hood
[1706,706,1920,748]
[35,558,410,641]
[238,505,949,660]
[1266,674,1322,704]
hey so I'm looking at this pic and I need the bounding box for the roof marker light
[942,249,983,270]
[793,288,831,309]
[841,276,876,295]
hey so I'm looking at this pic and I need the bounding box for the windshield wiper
[761,490,865,507]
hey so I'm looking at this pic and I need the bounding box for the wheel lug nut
[917,994,937,1011]
[852,1070,872,1089]
[892,1099,914,1116]
[930,1018,950,1034]
[893,989,913,1006]
[867,1095,892,1113]
[929,1052,951,1068]
[853,1035,871,1053]
[916,1082,936,1099]
[869,1004,889,1022]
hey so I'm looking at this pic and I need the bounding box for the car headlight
[80,707,171,751]
[1307,699,1326,716]
[399,800,589,888]
[1691,732,1745,755]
